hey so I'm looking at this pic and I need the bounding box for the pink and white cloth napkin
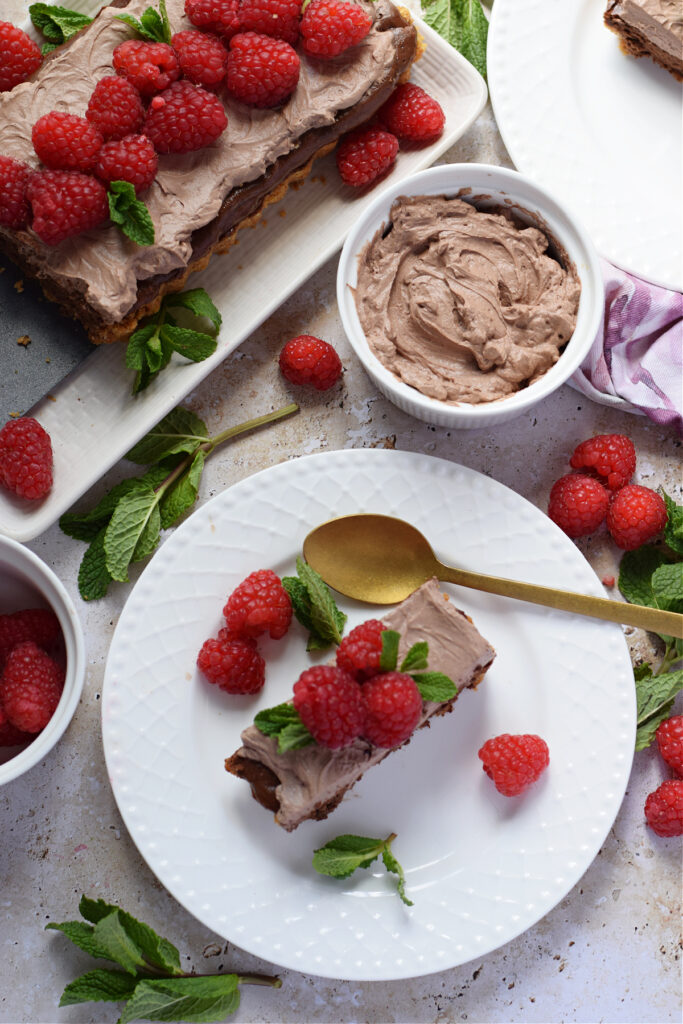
[570,260,683,436]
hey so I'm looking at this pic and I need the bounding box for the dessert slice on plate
[604,0,683,80]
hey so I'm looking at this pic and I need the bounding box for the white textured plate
[1,4,487,543]
[102,449,635,981]
[488,0,682,291]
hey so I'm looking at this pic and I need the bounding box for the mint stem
[237,974,283,989]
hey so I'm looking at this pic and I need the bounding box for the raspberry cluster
[0,609,64,748]
[547,434,667,550]
[644,715,683,838]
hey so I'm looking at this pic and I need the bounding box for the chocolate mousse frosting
[354,194,581,405]
[225,579,495,831]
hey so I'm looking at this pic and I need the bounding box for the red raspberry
[197,635,265,693]
[113,40,181,96]
[171,30,229,88]
[223,569,292,640]
[185,0,241,39]
[238,0,301,45]
[292,665,364,749]
[569,434,636,490]
[656,715,683,777]
[0,608,61,668]
[0,22,42,92]
[361,671,422,748]
[95,134,158,195]
[143,80,228,153]
[336,125,398,187]
[86,75,145,141]
[378,83,445,144]
[547,473,609,538]
[644,779,683,837]
[27,170,109,245]
[32,111,104,173]
[226,32,299,107]
[478,733,550,797]
[606,484,667,550]
[0,155,31,229]
[336,618,386,682]
[0,641,64,733]
[300,0,372,57]
[279,334,342,390]
[0,417,53,500]
[0,705,32,746]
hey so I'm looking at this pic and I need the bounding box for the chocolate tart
[604,0,683,80]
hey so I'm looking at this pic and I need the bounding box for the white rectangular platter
[0,14,487,542]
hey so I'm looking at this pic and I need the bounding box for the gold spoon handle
[436,564,683,638]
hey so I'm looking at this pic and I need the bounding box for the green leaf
[115,3,172,43]
[77,530,113,601]
[45,921,108,960]
[652,562,683,613]
[125,407,208,465]
[29,3,92,45]
[400,641,428,673]
[635,668,683,750]
[282,559,346,649]
[618,546,671,608]
[119,975,240,1023]
[159,450,205,529]
[412,671,456,703]
[61,478,158,540]
[421,0,488,79]
[108,181,155,247]
[253,703,315,753]
[312,834,386,879]
[104,487,159,582]
[79,898,182,976]
[282,575,317,634]
[662,491,683,556]
[633,662,653,682]
[382,846,413,907]
[126,323,159,371]
[379,629,400,672]
[166,288,222,333]
[59,968,138,1007]
[132,502,161,563]
[91,912,149,975]
[41,40,59,53]
[160,324,217,363]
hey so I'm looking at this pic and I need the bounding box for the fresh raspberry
[336,125,398,187]
[171,30,229,88]
[378,83,445,144]
[300,0,372,57]
[32,111,104,173]
[655,716,683,777]
[185,0,241,39]
[361,671,422,748]
[27,170,109,245]
[113,40,181,96]
[606,484,667,550]
[336,619,386,682]
[0,608,61,668]
[569,434,636,490]
[95,134,158,195]
[238,0,301,45]
[547,473,609,538]
[197,635,265,693]
[226,32,299,107]
[222,569,292,640]
[279,334,342,390]
[0,22,42,92]
[0,641,64,733]
[0,707,32,746]
[143,80,228,153]
[0,155,31,229]
[292,665,363,749]
[0,417,53,500]
[478,733,550,797]
[644,779,683,837]
[86,75,145,141]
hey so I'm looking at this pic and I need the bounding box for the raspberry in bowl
[0,535,85,785]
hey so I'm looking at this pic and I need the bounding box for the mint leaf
[400,641,429,673]
[379,629,399,671]
[159,450,205,528]
[115,2,172,44]
[91,912,148,975]
[131,502,161,563]
[59,969,138,1007]
[662,491,683,556]
[41,40,59,53]
[253,703,314,753]
[119,975,240,1024]
[80,897,182,976]
[61,477,162,541]
[282,575,317,633]
[166,288,222,333]
[126,323,158,371]
[125,407,208,464]
[421,0,488,79]
[104,487,159,582]
[160,324,218,362]
[635,669,683,750]
[381,846,413,907]
[633,662,653,682]
[29,3,92,44]
[411,671,456,703]
[618,546,671,607]
[108,181,155,247]
[652,562,683,613]
[45,921,109,960]
[77,529,113,601]
[313,834,386,879]
[283,559,346,649]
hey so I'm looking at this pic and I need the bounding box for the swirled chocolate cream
[354,194,581,405]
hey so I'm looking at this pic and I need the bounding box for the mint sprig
[126,287,223,393]
[282,557,347,650]
[313,832,413,906]
[115,0,172,43]
[60,402,298,600]
[29,3,92,54]
[253,702,315,753]
[379,631,457,702]
[421,0,489,79]
[108,181,155,247]
[46,896,281,1020]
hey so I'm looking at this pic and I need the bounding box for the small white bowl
[0,535,85,785]
[337,164,603,429]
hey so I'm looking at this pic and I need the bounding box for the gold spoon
[303,514,683,638]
